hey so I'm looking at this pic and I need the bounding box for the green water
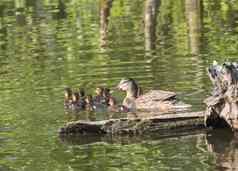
[0,0,238,170]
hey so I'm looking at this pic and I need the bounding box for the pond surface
[0,0,238,170]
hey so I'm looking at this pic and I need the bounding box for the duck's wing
[135,90,177,111]
[137,90,176,102]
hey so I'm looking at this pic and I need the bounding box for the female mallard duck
[117,78,191,113]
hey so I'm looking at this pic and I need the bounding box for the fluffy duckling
[87,88,109,112]
[93,87,105,104]
[70,92,80,110]
[64,87,73,109]
[79,88,85,98]
[85,94,105,112]
[78,88,86,108]
[103,88,117,106]
[107,97,130,113]
[68,91,86,111]
[85,95,94,111]
[106,89,133,113]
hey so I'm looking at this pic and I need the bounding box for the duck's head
[64,87,72,99]
[117,78,139,98]
[103,88,111,97]
[85,95,93,104]
[79,88,85,97]
[95,87,104,96]
[72,92,80,102]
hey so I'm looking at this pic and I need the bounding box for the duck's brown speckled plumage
[135,90,176,111]
[117,78,191,113]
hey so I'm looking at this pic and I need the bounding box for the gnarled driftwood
[205,61,238,130]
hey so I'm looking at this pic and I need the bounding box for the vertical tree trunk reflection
[15,0,26,26]
[144,0,160,51]
[0,4,7,50]
[206,131,238,171]
[57,0,67,19]
[185,0,202,55]
[100,0,113,48]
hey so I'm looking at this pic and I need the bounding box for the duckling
[69,92,86,111]
[107,97,118,112]
[70,92,79,109]
[85,95,94,111]
[93,87,105,104]
[79,88,85,98]
[87,89,109,112]
[107,97,130,113]
[103,88,117,106]
[64,87,73,109]
[96,86,135,113]
[78,88,86,108]
[117,78,191,113]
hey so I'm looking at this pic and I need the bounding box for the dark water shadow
[206,129,238,171]
[59,128,208,146]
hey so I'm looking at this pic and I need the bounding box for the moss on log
[59,111,205,135]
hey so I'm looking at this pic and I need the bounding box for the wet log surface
[59,111,205,135]
[205,62,238,130]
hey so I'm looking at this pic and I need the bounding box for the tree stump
[205,61,238,130]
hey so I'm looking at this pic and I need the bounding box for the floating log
[205,62,238,130]
[59,111,205,135]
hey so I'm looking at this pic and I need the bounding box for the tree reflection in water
[206,129,238,171]
[144,0,160,51]
[100,0,113,48]
[185,0,202,55]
